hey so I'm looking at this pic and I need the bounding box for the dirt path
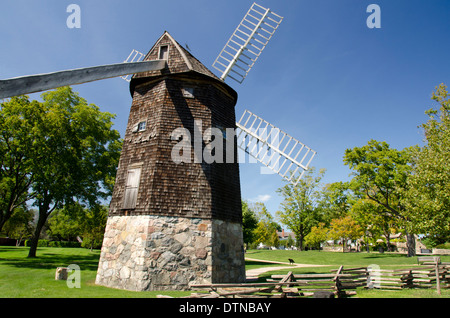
[245,257,331,280]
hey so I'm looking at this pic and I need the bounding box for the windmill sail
[236,110,316,186]
[213,2,283,84]
[121,49,145,82]
[0,60,166,99]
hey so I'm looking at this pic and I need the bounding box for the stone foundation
[95,215,245,291]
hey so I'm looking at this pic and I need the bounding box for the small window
[138,121,146,132]
[182,87,195,98]
[159,45,169,60]
[123,167,141,209]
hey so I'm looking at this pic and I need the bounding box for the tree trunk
[406,232,416,257]
[386,234,391,252]
[27,203,50,258]
[296,232,305,251]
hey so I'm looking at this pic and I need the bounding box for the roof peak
[137,31,220,81]
[130,31,236,100]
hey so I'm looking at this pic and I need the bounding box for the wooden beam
[0,60,166,99]
[435,262,441,295]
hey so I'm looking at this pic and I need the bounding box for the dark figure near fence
[288,258,295,264]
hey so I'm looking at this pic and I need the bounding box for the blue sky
[1,1,450,223]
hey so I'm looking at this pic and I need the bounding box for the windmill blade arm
[212,3,283,84]
[236,109,316,186]
[0,60,166,99]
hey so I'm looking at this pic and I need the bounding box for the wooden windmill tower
[0,3,316,291]
[95,31,244,291]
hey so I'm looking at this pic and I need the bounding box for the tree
[2,206,34,246]
[0,96,40,232]
[48,203,108,250]
[344,140,416,256]
[269,230,280,248]
[304,222,328,250]
[1,87,122,257]
[276,167,325,251]
[403,83,450,241]
[351,198,399,252]
[328,215,364,252]
[242,200,258,246]
[80,204,108,250]
[48,204,84,241]
[251,202,279,247]
[317,181,355,225]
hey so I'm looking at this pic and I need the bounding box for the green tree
[286,235,295,249]
[2,206,34,246]
[317,181,355,225]
[48,203,107,250]
[0,96,40,232]
[351,198,399,252]
[344,140,416,256]
[48,204,84,241]
[1,87,121,257]
[81,204,108,250]
[269,230,280,248]
[276,167,325,251]
[251,202,279,247]
[304,222,328,250]
[242,200,258,246]
[403,83,450,242]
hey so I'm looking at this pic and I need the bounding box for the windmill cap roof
[129,31,237,101]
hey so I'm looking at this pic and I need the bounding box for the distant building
[277,229,295,241]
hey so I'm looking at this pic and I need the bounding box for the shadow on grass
[245,260,279,267]
[0,247,100,271]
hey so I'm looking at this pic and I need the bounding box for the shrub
[435,242,450,249]
[81,237,102,250]
[48,241,81,248]
[24,240,81,248]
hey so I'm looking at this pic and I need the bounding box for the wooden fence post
[435,262,441,295]
[333,265,344,297]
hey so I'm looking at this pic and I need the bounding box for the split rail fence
[178,262,449,298]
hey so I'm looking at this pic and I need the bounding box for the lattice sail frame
[121,49,145,82]
[213,2,283,84]
[236,110,316,186]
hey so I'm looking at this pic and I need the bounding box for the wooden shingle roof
[129,31,235,98]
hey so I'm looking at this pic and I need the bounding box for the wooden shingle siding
[108,32,241,223]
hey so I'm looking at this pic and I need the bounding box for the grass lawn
[1,246,449,298]
[245,249,450,266]
[0,246,191,298]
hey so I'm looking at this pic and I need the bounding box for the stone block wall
[95,214,245,291]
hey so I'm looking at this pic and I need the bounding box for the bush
[81,237,102,250]
[24,239,49,247]
[24,239,81,248]
[48,241,81,248]
[435,242,450,249]
[372,242,387,252]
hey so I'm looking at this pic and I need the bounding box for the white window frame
[158,45,169,60]
[138,121,146,132]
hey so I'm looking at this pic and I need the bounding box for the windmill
[0,3,316,291]
[118,3,316,185]
[0,3,315,186]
